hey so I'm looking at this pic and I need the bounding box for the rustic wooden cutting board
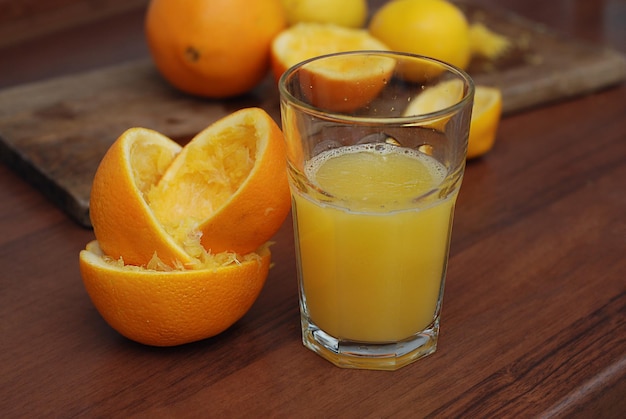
[1,2,625,228]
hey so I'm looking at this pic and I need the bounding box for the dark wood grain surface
[1,0,625,417]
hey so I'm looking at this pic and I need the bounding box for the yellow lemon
[404,80,502,159]
[369,0,471,70]
[467,85,502,158]
[281,0,368,28]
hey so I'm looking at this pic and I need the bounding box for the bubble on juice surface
[312,139,343,156]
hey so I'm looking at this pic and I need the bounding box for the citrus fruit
[89,127,193,269]
[145,0,286,98]
[468,22,512,60]
[403,80,502,159]
[90,108,291,269]
[466,85,502,159]
[147,107,292,255]
[281,0,368,28]
[84,107,289,345]
[270,22,390,81]
[369,0,471,70]
[293,52,396,113]
[79,240,271,346]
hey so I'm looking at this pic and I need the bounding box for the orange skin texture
[197,116,291,254]
[148,108,292,255]
[145,0,286,98]
[89,128,193,268]
[83,108,289,346]
[270,23,390,84]
[297,59,395,113]
[80,241,271,346]
[90,108,290,267]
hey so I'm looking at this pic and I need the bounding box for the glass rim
[278,50,475,125]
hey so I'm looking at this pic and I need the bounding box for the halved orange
[79,240,271,346]
[271,22,390,81]
[89,127,193,268]
[147,107,291,255]
[403,80,502,159]
[84,107,288,345]
[272,24,395,112]
[295,52,396,113]
[90,108,291,269]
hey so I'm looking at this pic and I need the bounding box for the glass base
[301,316,439,371]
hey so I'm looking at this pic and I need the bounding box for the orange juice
[291,143,457,343]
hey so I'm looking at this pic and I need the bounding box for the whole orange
[145,0,286,98]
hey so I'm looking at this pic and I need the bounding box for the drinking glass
[279,51,474,370]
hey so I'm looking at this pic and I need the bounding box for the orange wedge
[147,107,291,255]
[404,80,502,159]
[79,240,271,346]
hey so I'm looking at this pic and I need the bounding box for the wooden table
[1,0,625,416]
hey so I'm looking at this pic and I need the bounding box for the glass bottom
[301,315,439,371]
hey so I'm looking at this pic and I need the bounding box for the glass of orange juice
[279,51,474,370]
